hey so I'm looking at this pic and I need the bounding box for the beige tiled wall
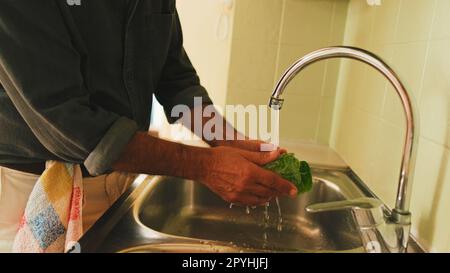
[226,0,348,144]
[196,0,449,252]
[331,0,450,252]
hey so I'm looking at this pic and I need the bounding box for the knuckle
[260,153,270,163]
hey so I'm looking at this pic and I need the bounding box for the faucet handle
[306,197,383,213]
[306,197,386,228]
[306,197,388,228]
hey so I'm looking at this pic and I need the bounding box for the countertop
[280,140,348,169]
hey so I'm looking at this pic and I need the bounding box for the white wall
[151,0,235,135]
[177,0,234,108]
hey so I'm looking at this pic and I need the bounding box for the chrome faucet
[269,46,419,253]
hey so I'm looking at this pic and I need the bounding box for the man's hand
[196,146,297,206]
[210,139,287,153]
[183,104,285,153]
[113,133,297,206]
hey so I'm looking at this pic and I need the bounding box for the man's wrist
[177,144,213,180]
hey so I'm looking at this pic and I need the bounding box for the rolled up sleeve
[154,11,213,124]
[0,0,138,175]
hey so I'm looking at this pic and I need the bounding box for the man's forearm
[112,131,210,179]
[111,105,239,178]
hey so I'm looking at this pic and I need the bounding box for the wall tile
[279,94,322,141]
[382,42,428,127]
[340,60,369,110]
[356,66,387,115]
[369,121,405,208]
[281,0,335,46]
[317,96,336,145]
[227,88,269,106]
[420,39,450,147]
[425,147,450,252]
[372,0,401,44]
[232,0,283,44]
[395,0,436,43]
[431,0,450,40]
[392,42,428,97]
[228,41,278,92]
[338,108,382,185]
[322,59,342,97]
[330,0,350,45]
[343,0,374,48]
[410,137,447,250]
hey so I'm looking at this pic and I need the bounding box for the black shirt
[0,0,212,175]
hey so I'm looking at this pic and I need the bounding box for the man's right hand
[195,146,298,206]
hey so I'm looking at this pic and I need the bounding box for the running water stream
[229,197,284,249]
[228,108,284,248]
[275,197,283,232]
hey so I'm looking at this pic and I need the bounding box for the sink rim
[118,242,251,253]
[117,242,366,253]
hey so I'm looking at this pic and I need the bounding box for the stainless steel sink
[136,171,363,252]
[78,167,424,253]
[119,243,247,253]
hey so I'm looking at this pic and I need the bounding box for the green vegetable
[264,153,313,194]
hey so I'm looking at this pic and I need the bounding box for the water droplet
[245,206,250,214]
[277,223,283,232]
[262,231,268,249]
[275,197,283,232]
[229,203,234,209]
[264,205,270,222]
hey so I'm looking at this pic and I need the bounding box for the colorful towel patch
[12,161,83,253]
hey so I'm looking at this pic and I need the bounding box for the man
[0,0,296,252]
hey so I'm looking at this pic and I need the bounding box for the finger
[243,185,276,199]
[253,168,297,197]
[233,139,284,153]
[233,194,269,206]
[237,140,264,152]
[238,149,282,165]
[256,142,287,153]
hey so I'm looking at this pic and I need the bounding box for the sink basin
[78,167,424,253]
[136,169,365,252]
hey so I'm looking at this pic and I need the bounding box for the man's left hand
[210,139,287,153]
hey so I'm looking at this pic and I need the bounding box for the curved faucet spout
[269,46,418,225]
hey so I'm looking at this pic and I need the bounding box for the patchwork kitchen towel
[12,161,83,253]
